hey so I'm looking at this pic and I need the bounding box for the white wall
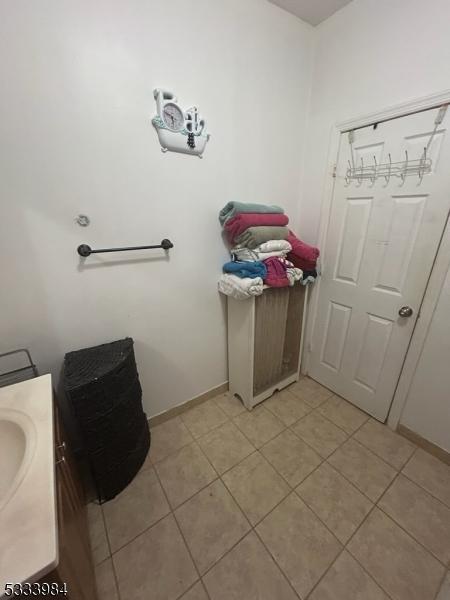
[300,0,450,244]
[0,0,314,417]
[399,249,450,453]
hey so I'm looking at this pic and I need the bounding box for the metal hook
[384,153,392,185]
[370,155,377,185]
[418,146,426,182]
[400,150,408,183]
[345,160,352,185]
[357,156,364,185]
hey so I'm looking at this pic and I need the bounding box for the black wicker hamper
[64,337,150,502]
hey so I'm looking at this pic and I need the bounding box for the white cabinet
[227,284,308,409]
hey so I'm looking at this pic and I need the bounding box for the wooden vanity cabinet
[38,401,98,600]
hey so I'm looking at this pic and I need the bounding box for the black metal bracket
[77,239,174,257]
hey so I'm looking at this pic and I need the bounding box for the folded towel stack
[219,201,284,225]
[221,202,289,249]
[218,202,319,299]
[224,213,289,245]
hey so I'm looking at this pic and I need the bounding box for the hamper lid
[64,337,134,390]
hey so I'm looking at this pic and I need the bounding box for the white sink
[0,409,36,510]
[0,375,57,596]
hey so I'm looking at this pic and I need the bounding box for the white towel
[287,267,303,286]
[256,240,292,253]
[218,274,264,300]
[231,240,292,263]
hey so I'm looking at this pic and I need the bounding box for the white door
[309,106,450,421]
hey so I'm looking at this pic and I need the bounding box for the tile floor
[88,377,450,600]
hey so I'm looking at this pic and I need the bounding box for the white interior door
[309,106,450,421]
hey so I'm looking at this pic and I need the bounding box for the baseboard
[148,381,229,428]
[397,424,450,466]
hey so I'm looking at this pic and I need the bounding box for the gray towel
[235,226,289,249]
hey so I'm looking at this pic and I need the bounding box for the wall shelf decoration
[152,88,210,157]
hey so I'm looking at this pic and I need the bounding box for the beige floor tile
[287,377,334,408]
[149,416,194,463]
[379,474,450,564]
[213,392,246,417]
[222,452,290,525]
[292,411,348,458]
[354,419,416,470]
[181,399,228,439]
[263,389,311,426]
[103,467,170,552]
[197,421,254,475]
[328,439,396,501]
[319,395,369,434]
[95,558,119,600]
[87,502,110,565]
[113,514,197,600]
[203,532,298,600]
[138,431,153,472]
[155,442,216,508]
[309,551,389,600]
[402,449,450,507]
[179,581,209,600]
[140,448,153,472]
[260,429,322,487]
[175,479,250,574]
[297,462,373,543]
[436,572,450,600]
[233,406,285,448]
[256,493,342,598]
[348,508,444,600]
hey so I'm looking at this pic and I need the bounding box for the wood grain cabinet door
[38,402,98,600]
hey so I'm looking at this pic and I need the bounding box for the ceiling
[267,0,353,26]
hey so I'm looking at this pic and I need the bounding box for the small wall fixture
[77,239,174,257]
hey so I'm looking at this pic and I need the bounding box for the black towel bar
[77,239,173,257]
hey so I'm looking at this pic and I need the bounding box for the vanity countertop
[0,375,57,596]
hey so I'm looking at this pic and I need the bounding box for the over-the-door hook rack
[344,105,448,184]
[77,239,174,257]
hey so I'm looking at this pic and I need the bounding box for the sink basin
[0,409,35,510]
[0,375,56,595]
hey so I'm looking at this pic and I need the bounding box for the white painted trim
[388,212,450,429]
[252,372,299,407]
[298,285,309,376]
[304,88,450,429]
[338,88,450,132]
[303,124,340,374]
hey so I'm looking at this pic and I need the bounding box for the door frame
[303,88,450,429]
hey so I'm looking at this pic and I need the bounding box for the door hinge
[332,164,337,178]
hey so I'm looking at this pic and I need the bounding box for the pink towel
[263,257,290,288]
[287,230,319,271]
[224,213,289,244]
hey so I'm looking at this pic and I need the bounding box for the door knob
[398,306,413,317]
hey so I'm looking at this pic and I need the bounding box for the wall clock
[152,88,211,158]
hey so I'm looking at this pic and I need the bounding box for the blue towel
[223,260,267,279]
